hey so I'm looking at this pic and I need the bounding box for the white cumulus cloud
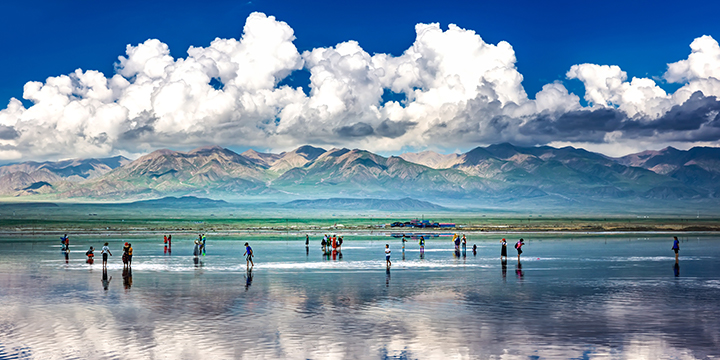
[1,12,720,161]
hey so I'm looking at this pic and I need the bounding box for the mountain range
[1,144,719,207]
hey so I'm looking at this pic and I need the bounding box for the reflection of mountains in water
[4,143,720,206]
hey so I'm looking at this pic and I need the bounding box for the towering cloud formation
[1,12,719,161]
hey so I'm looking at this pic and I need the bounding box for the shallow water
[0,234,719,359]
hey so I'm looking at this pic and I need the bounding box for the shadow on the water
[245,268,253,291]
[122,267,133,289]
[101,268,111,291]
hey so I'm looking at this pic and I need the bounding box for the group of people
[83,242,113,267]
[193,234,207,257]
[385,235,527,267]
[122,242,134,268]
[163,234,172,254]
[500,238,525,261]
[321,234,343,253]
[71,234,683,278]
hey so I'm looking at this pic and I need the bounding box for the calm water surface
[0,234,718,359]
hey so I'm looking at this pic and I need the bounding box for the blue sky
[3,0,718,104]
[1,0,720,161]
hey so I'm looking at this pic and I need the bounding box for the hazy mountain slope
[282,197,445,210]
[0,156,130,181]
[65,146,269,198]
[240,149,282,167]
[269,145,326,173]
[398,151,462,169]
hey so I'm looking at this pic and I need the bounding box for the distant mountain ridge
[0,156,130,195]
[2,144,720,204]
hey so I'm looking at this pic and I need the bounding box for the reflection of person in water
[245,268,253,291]
[673,262,680,277]
[472,244,477,256]
[386,266,390,287]
[122,267,133,289]
[63,248,69,264]
[101,267,112,291]
[515,261,524,280]
[502,259,508,282]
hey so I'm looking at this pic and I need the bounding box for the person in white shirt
[101,242,112,267]
[385,244,391,267]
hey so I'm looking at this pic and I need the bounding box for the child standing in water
[86,246,95,264]
[461,235,467,251]
[385,244,391,267]
[401,235,407,250]
[101,242,112,267]
[515,238,525,261]
[244,242,254,268]
[419,236,425,254]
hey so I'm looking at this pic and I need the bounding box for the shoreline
[2,228,719,238]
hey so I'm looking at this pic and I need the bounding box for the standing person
[201,234,207,256]
[461,235,467,251]
[472,244,477,256]
[167,234,172,254]
[193,238,200,257]
[244,242,254,268]
[122,242,130,268]
[500,238,507,259]
[515,238,525,261]
[454,234,461,251]
[127,243,133,267]
[164,235,168,254]
[385,244,392,267]
[321,237,327,253]
[101,242,112,267]
[338,236,343,251]
[401,235,407,250]
[61,234,69,251]
[672,236,680,263]
[86,246,95,264]
[419,236,425,254]
[305,235,309,248]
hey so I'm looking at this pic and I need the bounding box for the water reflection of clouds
[1,282,717,359]
[1,238,719,359]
